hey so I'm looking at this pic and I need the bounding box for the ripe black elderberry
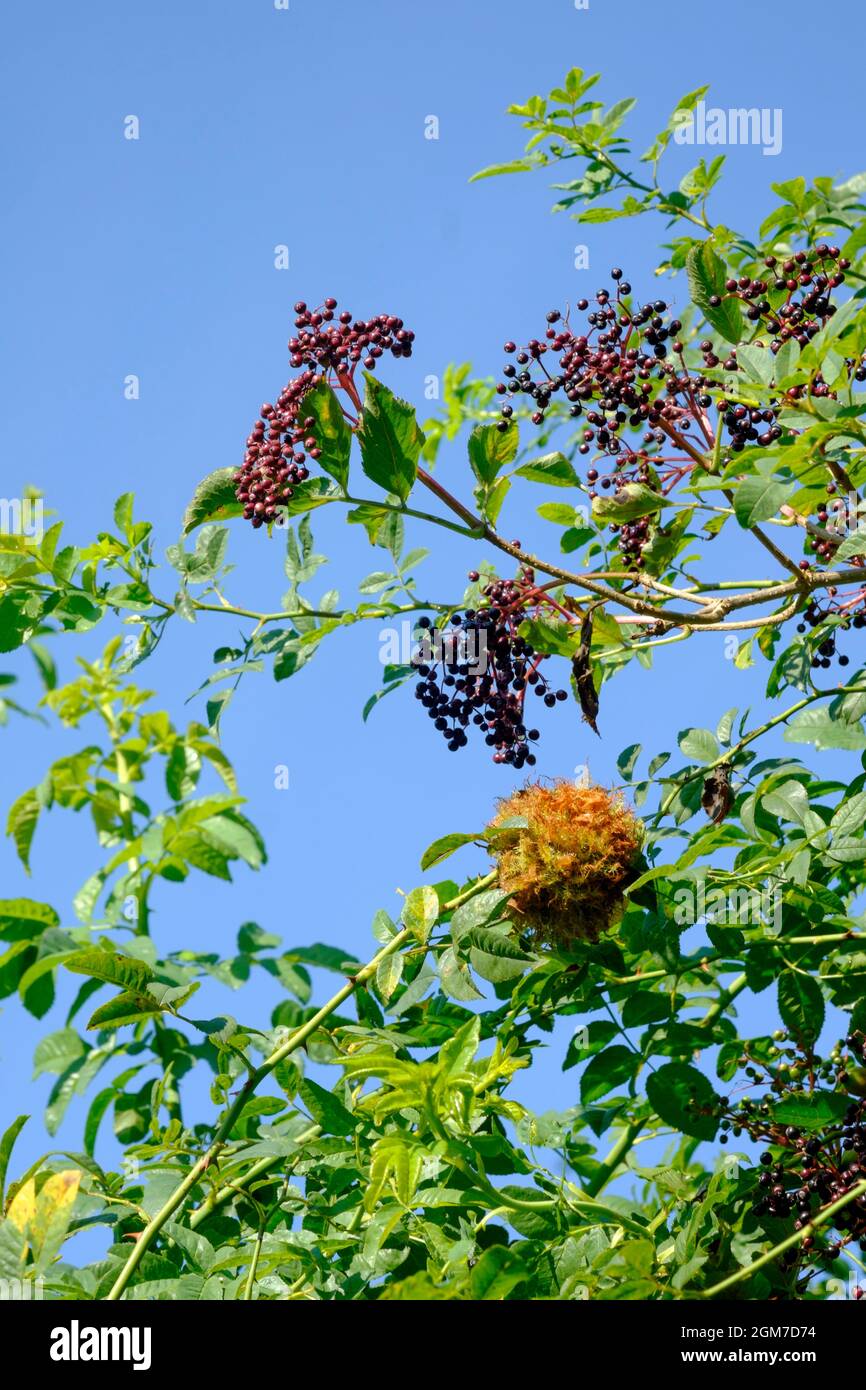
[412,571,570,766]
[794,593,865,669]
[237,298,414,528]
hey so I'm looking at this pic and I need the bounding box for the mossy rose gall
[489,779,643,948]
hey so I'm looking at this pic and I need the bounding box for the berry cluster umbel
[412,570,569,766]
[704,245,851,354]
[710,1026,866,1282]
[496,273,708,569]
[236,298,414,528]
[795,590,865,669]
[498,264,866,572]
[497,272,693,460]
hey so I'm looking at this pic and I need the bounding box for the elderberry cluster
[411,572,569,766]
[702,245,850,354]
[695,246,866,457]
[715,396,783,453]
[496,269,700,463]
[714,1027,866,1274]
[236,298,414,528]
[794,591,864,668]
[236,378,316,527]
[749,1094,866,1265]
[288,300,414,374]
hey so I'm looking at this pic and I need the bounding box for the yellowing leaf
[6,1177,36,1231]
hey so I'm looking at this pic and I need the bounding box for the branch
[659,685,866,815]
[585,976,748,1198]
[104,871,497,1300]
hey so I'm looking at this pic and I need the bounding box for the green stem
[585,1122,643,1198]
[154,595,459,625]
[700,971,747,1027]
[242,1220,266,1301]
[188,1130,320,1229]
[586,973,749,1198]
[343,493,478,540]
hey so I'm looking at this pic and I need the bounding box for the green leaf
[686,241,742,343]
[197,809,266,870]
[773,1092,849,1130]
[515,452,579,488]
[33,1028,86,1079]
[480,475,512,525]
[592,483,664,523]
[468,422,518,484]
[279,477,343,516]
[538,502,579,525]
[375,954,404,1003]
[365,1136,425,1213]
[438,946,484,1001]
[161,1221,216,1275]
[281,943,364,974]
[182,468,242,535]
[762,779,809,825]
[807,296,863,358]
[736,344,776,386]
[767,638,813,697]
[304,382,352,490]
[468,1246,529,1300]
[617,744,642,780]
[64,949,156,993]
[388,961,437,1016]
[0,596,36,653]
[87,990,164,1031]
[469,946,528,984]
[497,1186,562,1240]
[420,832,479,871]
[517,614,578,659]
[835,526,866,562]
[463,925,533,962]
[785,708,866,751]
[830,790,866,838]
[0,1114,28,1207]
[358,375,424,503]
[777,973,824,1046]
[6,790,40,873]
[734,475,793,527]
[165,744,201,803]
[470,158,538,182]
[580,1046,639,1104]
[298,1078,357,1136]
[0,898,59,942]
[84,1085,120,1155]
[677,728,720,764]
[401,885,439,943]
[646,1062,719,1141]
[449,888,510,941]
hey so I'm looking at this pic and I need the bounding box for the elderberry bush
[14,57,866,1308]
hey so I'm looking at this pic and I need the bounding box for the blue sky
[2,0,864,1236]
